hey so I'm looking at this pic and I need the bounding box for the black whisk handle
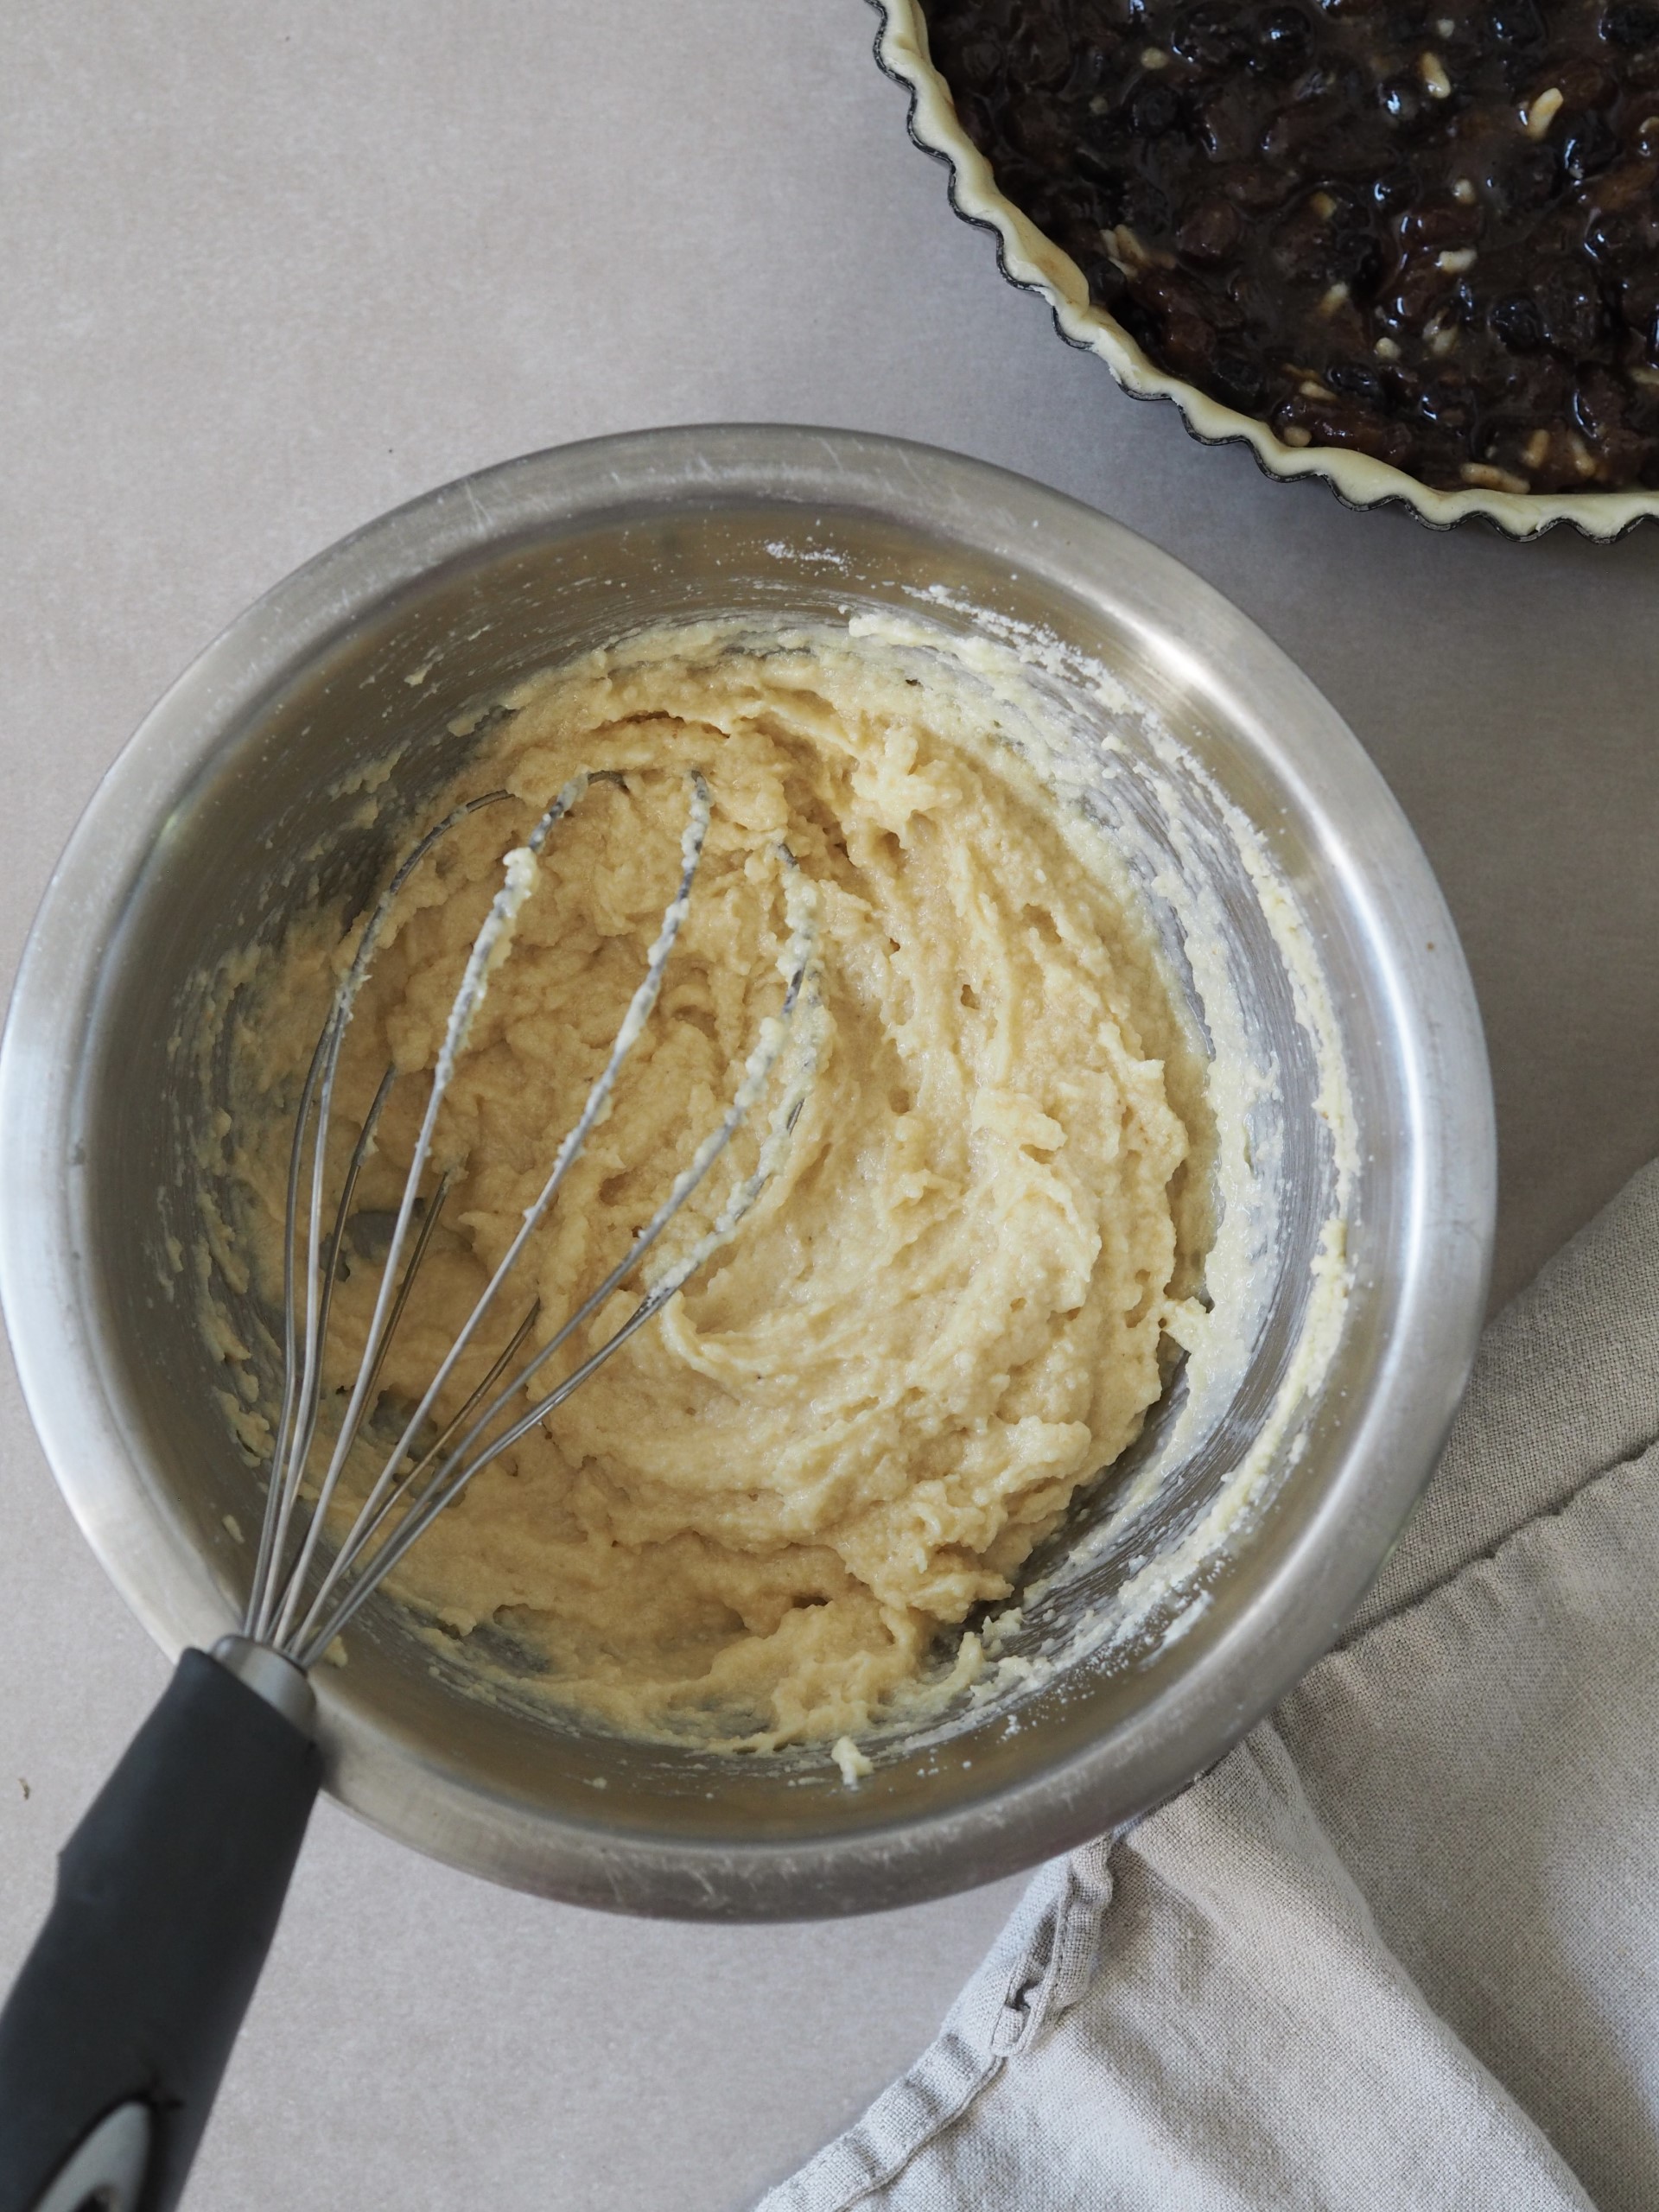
[0,1645,321,2212]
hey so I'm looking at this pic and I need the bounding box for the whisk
[0,769,819,2212]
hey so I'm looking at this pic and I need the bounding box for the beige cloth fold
[760,1164,1659,2211]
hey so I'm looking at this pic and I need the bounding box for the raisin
[1391,261,1455,321]
[1561,109,1619,180]
[1497,143,1564,211]
[1061,45,1118,99]
[1602,3,1659,44]
[1537,269,1607,349]
[1009,18,1075,87]
[1327,359,1391,402]
[1574,362,1638,448]
[1084,256,1131,310]
[1417,376,1474,427]
[1115,295,1161,353]
[1225,161,1302,210]
[1197,88,1258,161]
[1399,198,1483,248]
[1370,166,1417,213]
[1291,396,1409,455]
[1584,207,1636,262]
[1211,352,1268,408]
[1491,293,1548,348]
[1490,0,1547,41]
[1592,156,1659,208]
[1177,196,1245,261]
[953,37,1007,91]
[1378,77,1424,124]
[1173,3,1251,67]
[1554,55,1617,103]
[1260,4,1313,53]
[1128,81,1183,136]
[1332,226,1386,294]
[1076,126,1133,200]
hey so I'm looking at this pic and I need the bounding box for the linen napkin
[760,1162,1659,2211]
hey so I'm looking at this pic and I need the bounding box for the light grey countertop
[3,5,1656,2207]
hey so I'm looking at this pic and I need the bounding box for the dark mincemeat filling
[921,0,1659,492]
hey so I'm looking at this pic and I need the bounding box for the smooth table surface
[2,5,1656,2207]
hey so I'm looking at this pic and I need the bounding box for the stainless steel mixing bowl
[0,426,1494,1917]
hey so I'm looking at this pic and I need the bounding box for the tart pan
[873,0,1659,539]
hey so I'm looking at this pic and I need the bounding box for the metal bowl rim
[0,423,1495,1916]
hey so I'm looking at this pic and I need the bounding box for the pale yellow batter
[231,621,1209,1749]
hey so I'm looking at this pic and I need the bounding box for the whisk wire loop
[249,1061,397,1640]
[279,774,704,1653]
[292,866,818,1667]
[297,1297,542,1634]
[244,767,819,1673]
[246,793,512,1640]
[246,1014,333,1638]
[266,776,605,1645]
